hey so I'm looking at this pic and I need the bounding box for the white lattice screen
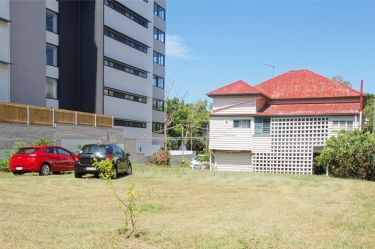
[253,117,329,174]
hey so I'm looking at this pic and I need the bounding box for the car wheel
[74,171,83,178]
[39,164,51,176]
[112,166,118,179]
[126,164,132,175]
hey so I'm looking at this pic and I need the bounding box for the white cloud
[166,34,194,60]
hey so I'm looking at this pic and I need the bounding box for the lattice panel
[253,117,329,174]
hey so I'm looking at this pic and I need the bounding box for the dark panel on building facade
[59,0,103,114]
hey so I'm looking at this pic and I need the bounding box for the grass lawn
[0,166,374,249]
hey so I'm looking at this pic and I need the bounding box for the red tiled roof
[207,80,262,96]
[255,70,360,99]
[257,102,360,116]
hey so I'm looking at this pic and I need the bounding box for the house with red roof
[207,70,361,174]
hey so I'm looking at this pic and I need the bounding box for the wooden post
[26,105,29,125]
[52,108,55,127]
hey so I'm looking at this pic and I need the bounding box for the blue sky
[165,0,375,103]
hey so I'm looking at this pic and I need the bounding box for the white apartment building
[1,0,166,156]
[0,0,10,102]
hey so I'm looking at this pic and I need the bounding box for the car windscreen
[16,148,39,154]
[81,145,110,155]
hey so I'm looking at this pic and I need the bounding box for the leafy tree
[363,93,375,133]
[315,130,375,180]
[331,75,351,87]
[166,99,210,152]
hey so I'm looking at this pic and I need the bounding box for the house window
[104,26,148,53]
[153,98,164,112]
[46,43,58,66]
[104,87,147,104]
[105,0,149,28]
[46,10,58,33]
[153,51,165,66]
[255,117,271,136]
[152,122,164,134]
[104,57,147,78]
[154,3,165,20]
[153,27,165,43]
[347,121,353,131]
[332,120,354,131]
[46,77,58,99]
[233,120,251,128]
[153,75,164,89]
[114,118,147,128]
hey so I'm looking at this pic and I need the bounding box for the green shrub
[150,149,170,166]
[315,130,375,180]
[0,142,29,172]
[196,154,209,162]
[34,137,54,146]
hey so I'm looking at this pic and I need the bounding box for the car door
[114,145,126,173]
[56,147,75,171]
[43,147,61,171]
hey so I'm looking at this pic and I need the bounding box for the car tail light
[105,155,113,159]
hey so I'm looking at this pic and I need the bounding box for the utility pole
[359,80,364,131]
[190,121,193,151]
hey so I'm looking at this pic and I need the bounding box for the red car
[9,146,78,176]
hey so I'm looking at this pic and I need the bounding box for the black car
[74,144,132,179]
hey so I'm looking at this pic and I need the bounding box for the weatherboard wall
[212,96,257,115]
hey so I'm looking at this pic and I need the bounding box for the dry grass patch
[0,166,374,249]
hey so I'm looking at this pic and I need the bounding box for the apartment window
[154,3,165,20]
[153,98,164,112]
[233,120,251,128]
[46,43,58,67]
[152,122,164,134]
[153,51,165,66]
[255,117,271,136]
[105,0,149,28]
[114,118,147,129]
[46,78,58,99]
[104,87,147,104]
[153,75,164,89]
[104,26,148,54]
[104,58,147,78]
[46,10,58,33]
[153,27,165,43]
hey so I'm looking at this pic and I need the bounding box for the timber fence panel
[77,112,95,126]
[0,102,28,124]
[29,106,53,126]
[96,114,113,128]
[55,109,76,125]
